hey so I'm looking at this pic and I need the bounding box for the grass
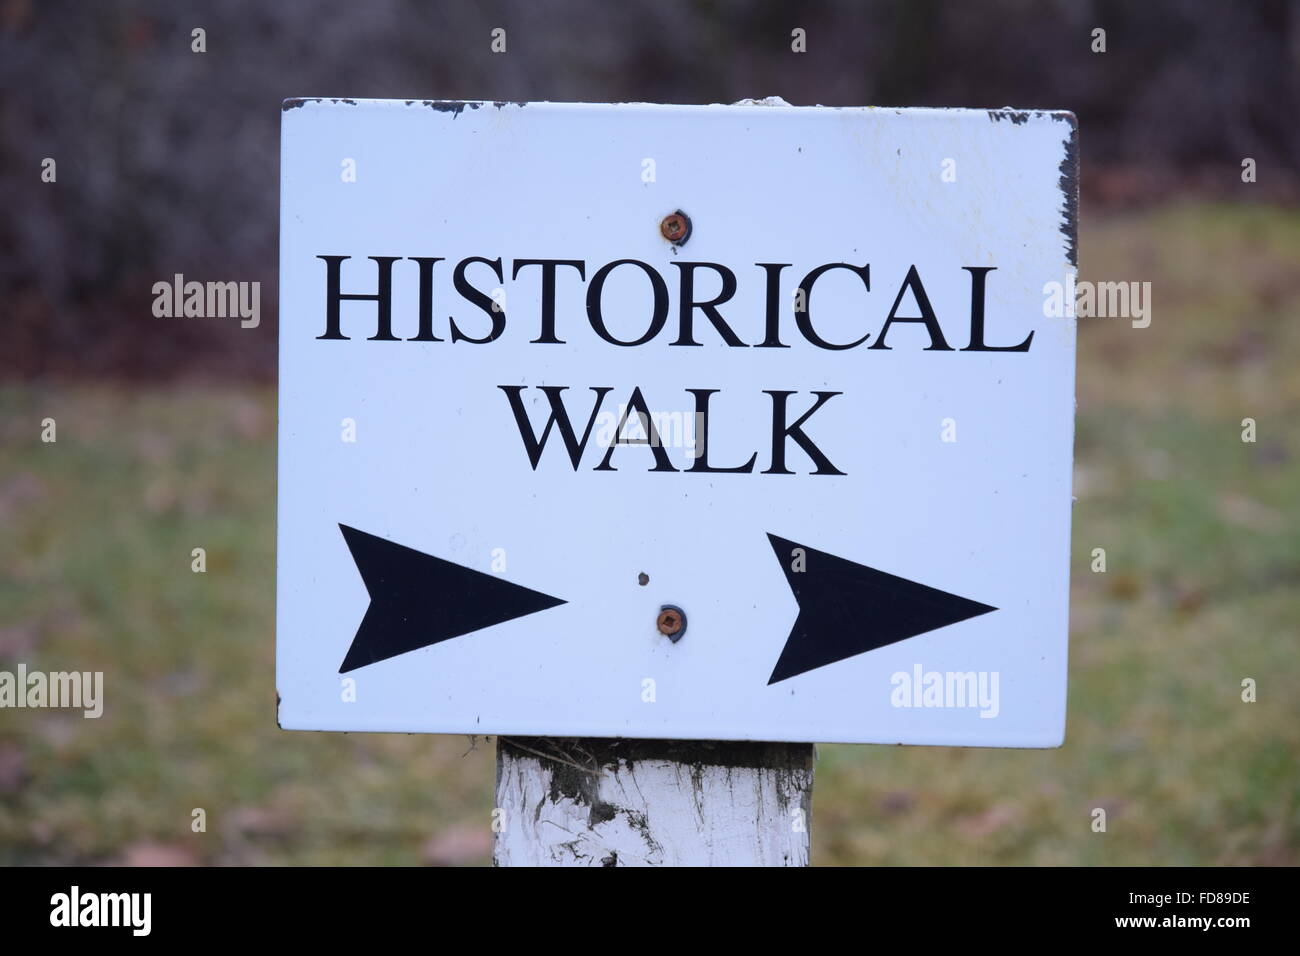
[2,200,1298,865]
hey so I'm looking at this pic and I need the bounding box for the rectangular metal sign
[277,99,1077,746]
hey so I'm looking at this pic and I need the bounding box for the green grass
[2,200,1298,865]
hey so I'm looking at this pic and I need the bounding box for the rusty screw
[656,605,686,642]
[659,211,691,245]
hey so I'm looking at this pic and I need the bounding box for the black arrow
[766,534,996,684]
[337,524,566,673]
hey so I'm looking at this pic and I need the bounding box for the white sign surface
[277,99,1077,746]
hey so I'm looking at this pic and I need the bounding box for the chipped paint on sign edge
[282,97,528,113]
[1056,112,1081,268]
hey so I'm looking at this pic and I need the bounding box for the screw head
[659,211,691,245]
[656,605,686,642]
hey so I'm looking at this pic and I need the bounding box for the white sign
[277,99,1077,746]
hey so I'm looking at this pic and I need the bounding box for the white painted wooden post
[494,737,815,866]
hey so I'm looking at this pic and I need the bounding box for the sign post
[494,737,814,866]
[277,98,1078,865]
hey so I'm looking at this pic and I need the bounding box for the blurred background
[1,0,1298,864]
